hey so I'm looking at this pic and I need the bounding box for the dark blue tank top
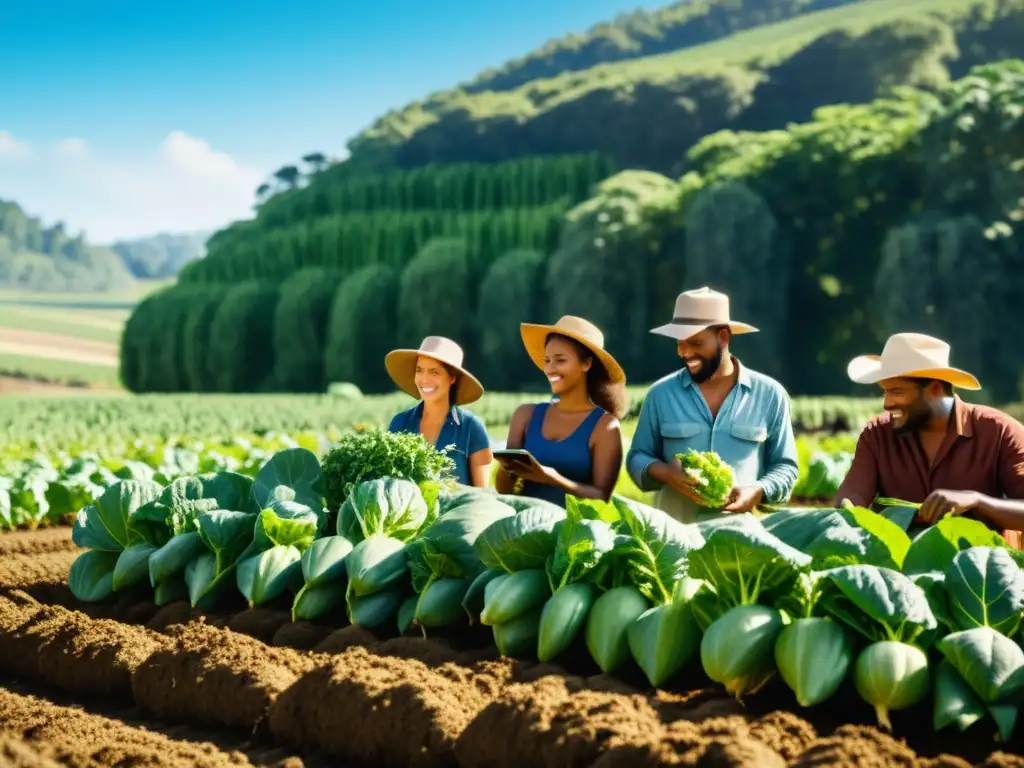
[521,403,605,507]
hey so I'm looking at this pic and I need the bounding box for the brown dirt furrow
[0,686,254,768]
[0,595,168,701]
[268,645,495,767]
[132,620,320,732]
[0,528,76,556]
[0,732,63,768]
[0,550,78,590]
[454,673,667,768]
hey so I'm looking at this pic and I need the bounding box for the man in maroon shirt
[835,332,1024,548]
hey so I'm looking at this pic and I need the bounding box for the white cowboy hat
[847,332,981,390]
[650,286,758,340]
[384,336,484,405]
[520,316,626,385]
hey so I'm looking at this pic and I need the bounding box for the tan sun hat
[650,286,759,340]
[847,332,981,390]
[384,336,484,405]
[520,316,626,385]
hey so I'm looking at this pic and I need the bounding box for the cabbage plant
[687,521,812,699]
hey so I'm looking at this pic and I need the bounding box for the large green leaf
[252,447,323,515]
[473,506,564,572]
[71,479,162,551]
[945,547,1024,635]
[546,497,616,590]
[937,626,1024,703]
[336,477,430,543]
[816,564,937,644]
[686,524,811,611]
[902,517,1008,576]
[610,496,706,605]
[408,500,515,593]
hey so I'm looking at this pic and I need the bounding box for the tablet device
[493,448,540,470]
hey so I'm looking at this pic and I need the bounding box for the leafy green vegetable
[337,478,431,544]
[585,585,650,673]
[627,580,702,687]
[675,449,734,507]
[902,517,1009,576]
[538,582,597,662]
[701,604,783,699]
[474,506,564,572]
[853,640,931,731]
[608,496,704,605]
[816,565,937,644]
[943,547,1024,636]
[321,429,455,511]
[774,617,854,707]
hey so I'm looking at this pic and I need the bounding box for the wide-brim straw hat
[520,316,626,385]
[847,332,981,390]
[650,286,758,340]
[384,336,484,406]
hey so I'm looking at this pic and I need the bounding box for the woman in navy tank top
[494,316,628,507]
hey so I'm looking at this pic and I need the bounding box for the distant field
[0,280,167,390]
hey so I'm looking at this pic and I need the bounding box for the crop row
[0,570,1018,768]
[0,424,854,531]
[59,438,1024,754]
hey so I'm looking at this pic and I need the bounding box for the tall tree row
[121,62,1024,400]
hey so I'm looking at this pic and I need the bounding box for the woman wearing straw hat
[493,316,628,506]
[385,336,493,488]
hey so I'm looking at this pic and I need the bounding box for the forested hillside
[0,200,137,292]
[348,0,1024,172]
[110,231,208,279]
[118,0,1024,402]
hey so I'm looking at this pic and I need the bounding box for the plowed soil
[0,527,1023,767]
[0,526,76,556]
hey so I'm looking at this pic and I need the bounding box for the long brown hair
[547,333,629,419]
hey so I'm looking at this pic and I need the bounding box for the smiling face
[879,377,946,433]
[543,335,592,396]
[676,326,729,383]
[413,355,456,406]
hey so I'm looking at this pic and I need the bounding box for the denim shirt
[388,403,490,486]
[626,360,798,523]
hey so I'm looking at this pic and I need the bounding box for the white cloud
[53,137,90,160]
[5,130,265,242]
[0,130,32,161]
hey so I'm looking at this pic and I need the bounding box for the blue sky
[0,0,662,242]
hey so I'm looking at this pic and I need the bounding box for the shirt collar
[953,395,974,438]
[413,401,460,426]
[678,356,751,390]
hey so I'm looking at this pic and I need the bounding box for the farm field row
[0,526,1018,767]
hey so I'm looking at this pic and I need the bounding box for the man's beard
[685,344,724,384]
[892,397,932,434]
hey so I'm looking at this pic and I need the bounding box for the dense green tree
[682,180,790,379]
[397,238,474,353]
[207,282,280,392]
[323,265,400,393]
[545,171,679,380]
[874,212,1019,401]
[272,268,345,392]
[476,249,546,391]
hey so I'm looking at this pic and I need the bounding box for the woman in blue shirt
[385,336,493,487]
[494,316,627,506]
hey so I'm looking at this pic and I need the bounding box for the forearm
[974,495,1024,532]
[544,468,612,501]
[757,462,798,504]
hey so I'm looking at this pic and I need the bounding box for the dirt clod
[454,674,665,768]
[269,645,491,767]
[132,620,317,730]
[791,724,919,767]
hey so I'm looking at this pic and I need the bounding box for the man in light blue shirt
[626,287,798,523]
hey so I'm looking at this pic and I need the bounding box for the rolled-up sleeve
[467,414,490,455]
[627,391,665,492]
[757,391,799,503]
[834,430,880,508]
[998,418,1024,498]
